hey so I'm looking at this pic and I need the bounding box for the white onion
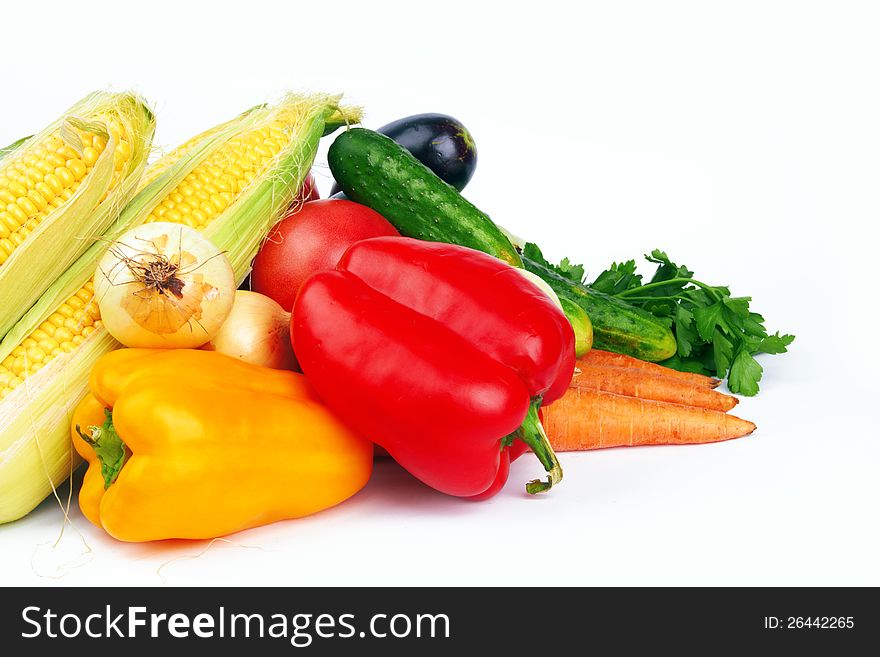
[514,268,563,310]
[94,222,235,348]
[202,291,297,370]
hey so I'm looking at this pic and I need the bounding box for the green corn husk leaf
[0,135,31,160]
[0,91,156,340]
[0,92,361,524]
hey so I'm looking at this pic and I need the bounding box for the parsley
[522,243,794,395]
[591,260,642,295]
[523,243,585,284]
[595,250,794,395]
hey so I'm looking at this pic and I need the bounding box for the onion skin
[95,222,235,348]
[202,291,298,370]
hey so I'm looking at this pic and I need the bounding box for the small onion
[514,268,563,310]
[95,222,235,349]
[202,290,297,370]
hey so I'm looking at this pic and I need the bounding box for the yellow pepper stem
[75,409,127,489]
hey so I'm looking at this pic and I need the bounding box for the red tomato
[296,172,319,203]
[251,199,399,310]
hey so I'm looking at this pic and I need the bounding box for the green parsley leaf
[728,348,763,396]
[591,260,642,295]
[659,353,711,375]
[646,250,693,283]
[757,332,795,355]
[742,312,768,339]
[522,243,585,283]
[712,328,735,375]
[522,242,549,267]
[693,302,723,341]
[673,305,697,357]
[557,258,585,283]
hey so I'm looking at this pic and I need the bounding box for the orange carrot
[542,387,756,451]
[572,364,738,412]
[580,349,721,388]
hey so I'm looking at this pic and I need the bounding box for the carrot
[580,349,721,388]
[543,387,756,451]
[572,364,738,412]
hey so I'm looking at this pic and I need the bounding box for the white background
[1,0,878,586]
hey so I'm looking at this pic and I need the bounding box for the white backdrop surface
[0,0,877,586]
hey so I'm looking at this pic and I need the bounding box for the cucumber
[559,297,593,356]
[328,128,522,267]
[331,113,478,194]
[523,257,677,362]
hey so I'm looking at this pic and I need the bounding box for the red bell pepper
[292,237,574,498]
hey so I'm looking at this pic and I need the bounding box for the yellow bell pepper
[71,348,373,542]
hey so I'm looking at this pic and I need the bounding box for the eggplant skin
[330,113,477,194]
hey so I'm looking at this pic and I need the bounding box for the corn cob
[0,91,155,339]
[137,108,252,188]
[0,93,361,524]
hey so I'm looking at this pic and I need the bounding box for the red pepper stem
[517,400,563,494]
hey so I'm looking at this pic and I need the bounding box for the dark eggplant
[330,113,477,194]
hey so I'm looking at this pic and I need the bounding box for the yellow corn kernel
[25,347,46,363]
[35,160,54,176]
[42,173,63,196]
[6,203,27,224]
[65,295,85,311]
[47,313,66,328]
[143,119,289,228]
[0,282,101,396]
[82,147,99,166]
[53,167,74,187]
[34,182,53,201]
[66,159,88,180]
[30,329,50,342]
[38,338,58,353]
[44,152,66,168]
[56,304,75,319]
[4,180,27,198]
[15,196,38,217]
[53,326,73,343]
